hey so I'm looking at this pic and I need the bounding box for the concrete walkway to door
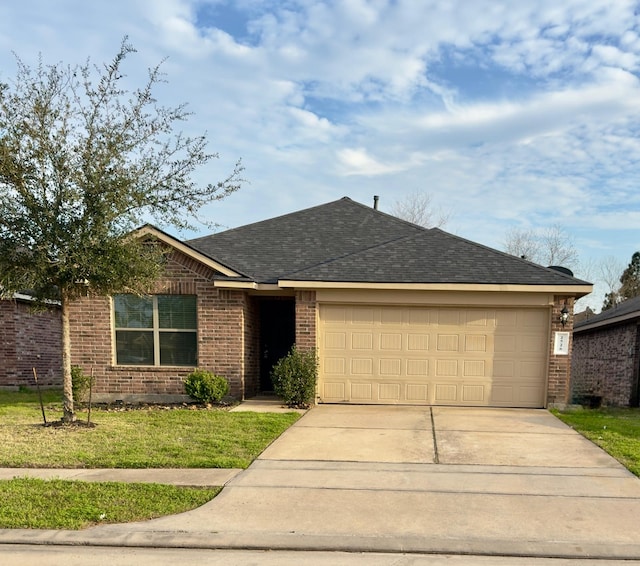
[5,405,640,561]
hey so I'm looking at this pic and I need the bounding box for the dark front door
[259,299,296,392]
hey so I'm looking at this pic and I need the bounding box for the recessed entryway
[258,298,295,392]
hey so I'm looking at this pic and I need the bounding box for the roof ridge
[187,197,357,244]
[342,196,431,232]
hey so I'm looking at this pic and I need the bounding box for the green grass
[553,407,640,477]
[0,389,300,529]
[0,390,300,469]
[0,478,220,529]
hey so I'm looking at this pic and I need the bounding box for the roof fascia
[574,311,640,333]
[278,280,593,296]
[212,281,286,291]
[133,225,242,278]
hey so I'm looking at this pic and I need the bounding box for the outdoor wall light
[560,302,570,327]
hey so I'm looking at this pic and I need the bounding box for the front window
[113,295,197,366]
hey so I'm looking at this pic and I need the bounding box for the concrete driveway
[15,405,640,560]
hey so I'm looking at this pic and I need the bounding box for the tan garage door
[318,304,549,407]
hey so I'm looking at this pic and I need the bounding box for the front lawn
[0,390,300,469]
[0,478,220,529]
[0,389,300,529]
[553,407,640,477]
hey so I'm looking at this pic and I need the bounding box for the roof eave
[277,280,594,295]
[574,310,640,333]
[132,225,243,278]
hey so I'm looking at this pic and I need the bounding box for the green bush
[270,346,318,408]
[71,365,92,404]
[184,369,230,404]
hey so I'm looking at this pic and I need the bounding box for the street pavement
[1,403,640,562]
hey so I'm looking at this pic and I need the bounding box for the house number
[553,332,570,355]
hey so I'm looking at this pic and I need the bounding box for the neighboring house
[69,197,592,408]
[572,295,640,407]
[0,294,62,389]
[574,306,595,325]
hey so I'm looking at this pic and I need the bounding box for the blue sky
[1,0,639,310]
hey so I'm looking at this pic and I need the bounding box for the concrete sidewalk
[2,405,640,560]
[0,467,241,486]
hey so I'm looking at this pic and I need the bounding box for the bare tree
[503,225,579,269]
[390,191,451,228]
[598,256,626,296]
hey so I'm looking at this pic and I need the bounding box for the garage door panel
[437,310,461,326]
[495,335,516,353]
[436,359,458,377]
[409,309,432,325]
[318,305,548,408]
[325,332,347,349]
[379,358,402,375]
[352,307,375,324]
[493,360,515,377]
[352,332,373,350]
[407,334,429,350]
[407,359,428,376]
[324,357,346,374]
[465,335,487,352]
[463,360,486,377]
[381,309,403,325]
[380,333,402,350]
[351,358,373,375]
[323,306,347,324]
[407,383,428,401]
[322,381,346,401]
[351,382,373,401]
[437,334,459,351]
[379,383,401,401]
[462,384,486,402]
[435,383,458,402]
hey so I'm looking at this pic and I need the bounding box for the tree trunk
[61,294,75,422]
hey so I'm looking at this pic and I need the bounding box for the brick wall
[69,250,257,402]
[243,296,260,398]
[295,290,317,351]
[572,321,640,406]
[546,295,574,407]
[0,299,62,388]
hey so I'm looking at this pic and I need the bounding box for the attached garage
[318,303,549,408]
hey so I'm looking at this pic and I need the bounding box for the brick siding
[69,250,259,402]
[0,299,62,388]
[295,290,317,351]
[546,295,575,407]
[572,320,640,406]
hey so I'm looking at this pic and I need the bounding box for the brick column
[547,295,574,407]
[295,290,317,351]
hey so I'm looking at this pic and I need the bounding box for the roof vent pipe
[373,195,379,210]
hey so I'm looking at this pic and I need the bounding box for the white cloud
[1,0,639,306]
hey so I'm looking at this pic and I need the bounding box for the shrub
[184,369,230,404]
[270,346,318,408]
[71,365,92,404]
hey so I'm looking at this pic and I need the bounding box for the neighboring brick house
[0,295,62,389]
[572,295,640,407]
[70,197,592,407]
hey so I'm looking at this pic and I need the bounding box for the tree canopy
[602,251,640,310]
[0,39,242,421]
